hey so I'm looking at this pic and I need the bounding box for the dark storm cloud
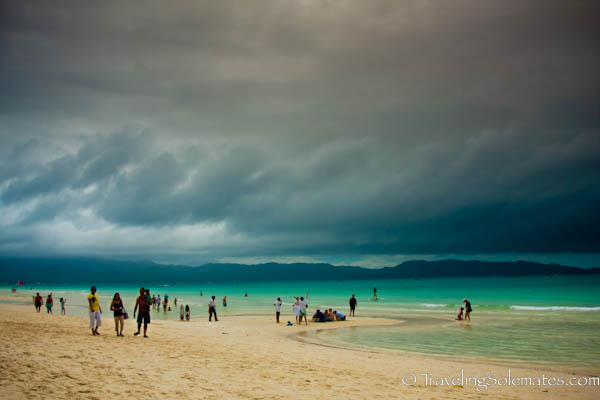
[0,0,598,262]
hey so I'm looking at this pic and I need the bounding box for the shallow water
[3,275,600,367]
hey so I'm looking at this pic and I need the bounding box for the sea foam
[511,305,600,311]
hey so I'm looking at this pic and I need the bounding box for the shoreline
[3,295,599,376]
[295,317,599,376]
[1,303,599,399]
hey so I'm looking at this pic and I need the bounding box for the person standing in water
[185,304,190,320]
[349,294,357,316]
[179,304,185,320]
[463,299,472,321]
[222,296,227,307]
[88,286,102,336]
[60,297,66,315]
[373,287,378,300]
[273,297,282,323]
[208,296,218,321]
[244,291,248,297]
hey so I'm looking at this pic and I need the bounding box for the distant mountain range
[0,257,598,285]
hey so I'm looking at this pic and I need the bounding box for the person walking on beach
[60,297,66,315]
[34,292,43,313]
[463,299,472,321]
[208,296,218,321]
[133,288,151,337]
[274,297,282,323]
[88,286,102,336]
[110,293,125,337]
[46,294,53,314]
[349,294,357,316]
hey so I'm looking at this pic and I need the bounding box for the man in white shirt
[298,296,308,325]
[208,296,218,321]
[273,297,282,323]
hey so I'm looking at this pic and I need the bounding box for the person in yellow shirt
[88,286,102,335]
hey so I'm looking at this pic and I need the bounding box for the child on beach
[60,297,66,315]
[334,311,346,320]
[293,298,300,323]
[456,307,464,320]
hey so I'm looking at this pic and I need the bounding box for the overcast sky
[1,1,599,267]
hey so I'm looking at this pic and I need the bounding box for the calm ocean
[3,275,599,368]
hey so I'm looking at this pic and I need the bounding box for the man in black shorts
[133,287,151,337]
[349,294,357,316]
[34,292,43,313]
[463,298,472,321]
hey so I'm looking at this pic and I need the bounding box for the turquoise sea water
[2,275,600,368]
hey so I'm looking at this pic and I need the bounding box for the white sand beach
[0,302,598,399]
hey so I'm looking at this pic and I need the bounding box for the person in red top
[133,287,151,337]
[456,307,464,320]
